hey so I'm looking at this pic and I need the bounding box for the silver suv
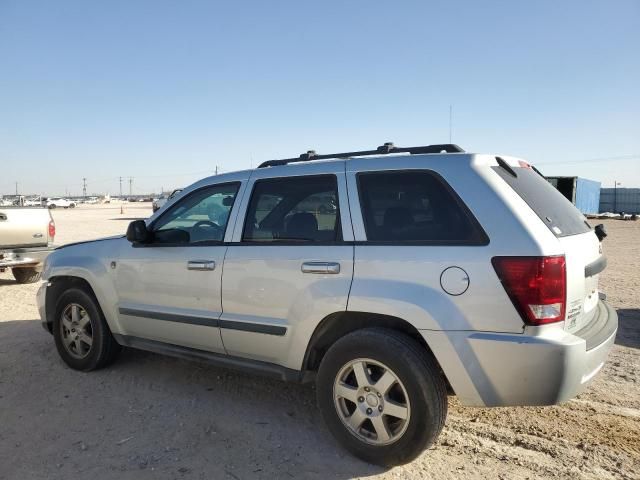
[37,143,617,466]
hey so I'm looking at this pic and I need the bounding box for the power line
[536,154,640,166]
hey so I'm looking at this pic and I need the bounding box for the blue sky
[1,0,638,196]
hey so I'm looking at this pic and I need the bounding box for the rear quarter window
[492,166,591,237]
[357,170,488,245]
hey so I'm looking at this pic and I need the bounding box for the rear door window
[492,166,591,237]
[243,175,341,242]
[357,170,488,244]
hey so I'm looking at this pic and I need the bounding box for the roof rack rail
[257,142,465,168]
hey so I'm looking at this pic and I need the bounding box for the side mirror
[126,220,152,244]
[594,223,607,242]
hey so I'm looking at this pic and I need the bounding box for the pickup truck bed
[0,207,55,283]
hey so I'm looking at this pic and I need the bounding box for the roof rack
[257,142,465,168]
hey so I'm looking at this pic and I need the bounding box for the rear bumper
[423,299,618,407]
[0,246,53,269]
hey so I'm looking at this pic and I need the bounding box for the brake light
[48,220,56,241]
[492,256,566,325]
[517,160,532,169]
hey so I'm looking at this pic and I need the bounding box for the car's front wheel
[316,328,447,466]
[53,288,121,371]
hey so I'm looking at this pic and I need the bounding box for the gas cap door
[440,266,470,296]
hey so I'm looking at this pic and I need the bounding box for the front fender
[44,253,124,334]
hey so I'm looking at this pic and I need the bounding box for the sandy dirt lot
[1,205,638,479]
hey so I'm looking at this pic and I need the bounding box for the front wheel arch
[45,276,101,332]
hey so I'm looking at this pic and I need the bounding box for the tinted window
[358,171,487,244]
[492,166,591,237]
[152,183,239,244]
[243,175,340,242]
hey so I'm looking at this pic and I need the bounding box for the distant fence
[600,188,640,214]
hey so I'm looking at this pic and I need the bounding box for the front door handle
[301,262,340,274]
[187,260,216,271]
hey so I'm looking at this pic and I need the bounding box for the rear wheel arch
[303,312,442,373]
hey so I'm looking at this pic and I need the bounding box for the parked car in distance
[37,143,617,466]
[1,205,55,283]
[152,188,182,212]
[9,196,43,207]
[23,197,43,207]
[46,198,76,209]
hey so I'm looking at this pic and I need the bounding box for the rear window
[492,166,591,237]
[357,170,488,244]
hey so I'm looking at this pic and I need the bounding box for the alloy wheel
[333,358,411,445]
[60,303,93,359]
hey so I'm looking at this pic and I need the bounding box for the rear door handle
[187,260,216,271]
[301,262,340,274]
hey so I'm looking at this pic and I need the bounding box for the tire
[12,267,42,284]
[49,204,56,209]
[53,288,121,371]
[69,203,76,208]
[316,328,447,466]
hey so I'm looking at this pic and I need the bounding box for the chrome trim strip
[118,308,287,336]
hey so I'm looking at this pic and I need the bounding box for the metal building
[599,188,640,214]
[546,176,601,214]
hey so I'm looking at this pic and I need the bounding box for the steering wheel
[191,220,222,241]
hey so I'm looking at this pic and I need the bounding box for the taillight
[48,220,56,241]
[492,256,566,326]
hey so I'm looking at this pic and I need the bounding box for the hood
[55,235,125,250]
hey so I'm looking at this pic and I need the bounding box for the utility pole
[82,178,87,198]
[214,166,219,175]
[15,182,18,196]
[614,181,621,213]
[129,177,133,197]
[119,176,123,198]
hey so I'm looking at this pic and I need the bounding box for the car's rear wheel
[317,328,447,466]
[53,288,121,371]
[48,204,56,209]
[12,267,41,284]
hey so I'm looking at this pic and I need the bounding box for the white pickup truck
[0,207,56,283]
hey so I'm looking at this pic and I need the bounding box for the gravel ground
[1,205,638,479]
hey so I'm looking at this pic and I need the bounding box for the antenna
[449,104,453,143]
